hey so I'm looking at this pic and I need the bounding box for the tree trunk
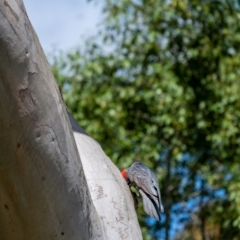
[0,0,142,239]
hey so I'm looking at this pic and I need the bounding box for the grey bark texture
[0,0,142,239]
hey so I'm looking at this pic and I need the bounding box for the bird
[121,161,164,221]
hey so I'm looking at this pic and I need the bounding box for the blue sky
[24,0,102,53]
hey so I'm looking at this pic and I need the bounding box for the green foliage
[52,0,240,239]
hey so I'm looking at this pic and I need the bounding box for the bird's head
[121,169,128,180]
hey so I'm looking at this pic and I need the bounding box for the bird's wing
[139,189,160,221]
[151,174,164,213]
[130,162,164,213]
[134,174,157,197]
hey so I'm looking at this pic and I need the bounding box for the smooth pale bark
[0,0,142,239]
[69,114,142,239]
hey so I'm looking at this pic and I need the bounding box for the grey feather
[139,189,160,221]
[126,161,164,220]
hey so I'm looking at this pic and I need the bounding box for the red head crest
[121,169,128,179]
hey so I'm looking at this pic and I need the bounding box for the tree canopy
[51,0,240,239]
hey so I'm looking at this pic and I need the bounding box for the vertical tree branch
[0,0,142,239]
